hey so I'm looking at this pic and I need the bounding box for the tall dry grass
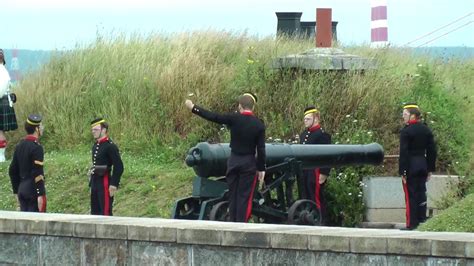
[11,31,472,175]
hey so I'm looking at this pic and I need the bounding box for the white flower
[414,74,420,77]
[345,114,351,118]
[188,93,194,97]
[418,64,423,67]
[348,193,352,196]
[367,131,373,135]
[353,119,358,123]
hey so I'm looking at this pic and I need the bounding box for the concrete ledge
[0,218,15,233]
[16,219,47,235]
[0,211,472,260]
[387,237,431,256]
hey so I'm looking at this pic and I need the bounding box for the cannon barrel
[185,142,384,178]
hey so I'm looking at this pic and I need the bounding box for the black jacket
[91,137,124,187]
[9,135,46,196]
[399,121,437,176]
[192,105,266,171]
[300,125,331,176]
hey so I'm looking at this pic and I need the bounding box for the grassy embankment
[1,32,472,230]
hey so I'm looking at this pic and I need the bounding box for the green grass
[2,31,473,230]
[418,193,474,232]
[0,148,193,217]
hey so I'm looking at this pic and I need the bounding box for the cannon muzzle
[185,142,384,178]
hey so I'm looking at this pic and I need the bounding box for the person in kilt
[0,49,18,162]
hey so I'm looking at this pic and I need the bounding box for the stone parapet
[0,211,472,264]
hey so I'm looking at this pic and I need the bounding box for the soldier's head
[0,49,5,65]
[90,118,109,140]
[25,114,43,136]
[402,103,421,124]
[303,106,320,128]
[238,92,257,112]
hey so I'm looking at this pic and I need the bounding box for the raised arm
[185,99,233,125]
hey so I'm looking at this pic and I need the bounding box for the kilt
[0,95,18,131]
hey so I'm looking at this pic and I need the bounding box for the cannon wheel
[287,200,320,225]
[209,201,230,221]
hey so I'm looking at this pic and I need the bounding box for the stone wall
[363,175,458,223]
[0,211,472,265]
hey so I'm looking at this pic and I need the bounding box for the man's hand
[258,171,265,190]
[14,194,20,211]
[402,175,407,184]
[185,99,194,111]
[319,174,328,184]
[258,171,265,183]
[109,185,118,197]
[37,196,45,212]
[427,172,432,181]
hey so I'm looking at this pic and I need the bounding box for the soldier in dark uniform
[299,106,331,225]
[89,118,124,216]
[399,103,436,230]
[9,114,46,212]
[185,93,266,223]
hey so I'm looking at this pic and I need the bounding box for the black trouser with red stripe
[18,179,47,212]
[402,176,427,229]
[226,153,258,223]
[302,169,327,225]
[402,156,428,229]
[90,174,114,216]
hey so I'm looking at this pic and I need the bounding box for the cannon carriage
[171,142,384,225]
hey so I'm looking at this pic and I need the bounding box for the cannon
[171,142,384,225]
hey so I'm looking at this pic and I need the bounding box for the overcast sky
[1,0,473,50]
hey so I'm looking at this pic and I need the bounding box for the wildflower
[353,119,358,123]
[417,64,423,67]
[188,93,194,97]
[345,114,351,118]
[414,74,420,77]
[348,193,352,196]
[367,131,373,135]
[430,120,435,124]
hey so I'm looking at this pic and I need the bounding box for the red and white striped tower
[11,48,20,82]
[370,0,388,48]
